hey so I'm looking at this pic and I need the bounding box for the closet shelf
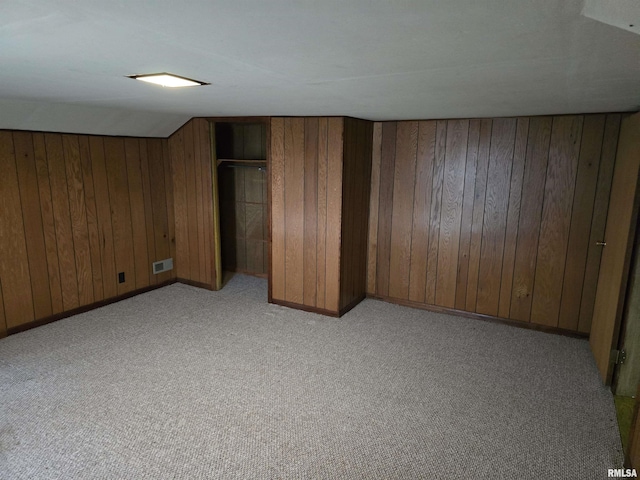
[217,158,266,166]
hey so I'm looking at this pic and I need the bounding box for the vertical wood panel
[62,135,94,307]
[510,117,552,322]
[183,121,201,281]
[304,118,319,306]
[579,114,621,333]
[558,115,606,330]
[455,120,481,309]
[325,118,343,312]
[33,133,64,314]
[271,118,286,301]
[531,116,583,326]
[124,138,150,289]
[0,280,5,337]
[465,119,493,311]
[339,118,372,310]
[376,122,396,298]
[198,121,214,287]
[193,121,206,284]
[139,140,157,286]
[13,131,52,319]
[497,118,529,318]
[476,118,517,316]
[46,133,80,309]
[408,121,436,303]
[78,136,104,301]
[89,136,118,299]
[147,139,172,284]
[316,118,329,308]
[0,131,35,327]
[426,121,447,304]
[284,118,305,304]
[170,128,188,279]
[104,137,135,295]
[389,121,418,299]
[162,139,177,279]
[367,122,382,295]
[368,113,623,334]
[435,119,468,308]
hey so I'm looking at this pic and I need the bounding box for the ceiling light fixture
[128,72,209,88]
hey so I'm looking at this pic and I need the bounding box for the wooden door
[590,112,640,384]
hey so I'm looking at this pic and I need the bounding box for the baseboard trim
[176,278,216,291]
[367,294,588,339]
[269,298,341,317]
[269,293,367,318]
[7,279,178,336]
[339,294,366,316]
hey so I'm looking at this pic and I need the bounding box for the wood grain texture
[270,118,286,301]
[325,117,344,312]
[139,140,157,286]
[531,115,583,326]
[89,136,118,300]
[0,128,174,332]
[284,118,305,304]
[510,117,552,322]
[46,133,80,309]
[0,131,35,328]
[369,113,618,334]
[193,121,206,283]
[589,112,640,383]
[498,118,529,318]
[389,121,418,299]
[376,122,396,298]
[579,114,621,333]
[169,127,189,279]
[367,122,382,295]
[316,118,329,309]
[455,120,481,309]
[13,131,52,319]
[62,135,94,306]
[183,121,201,282]
[558,115,605,330]
[78,136,104,301]
[409,121,436,303]
[339,118,372,310]
[465,119,493,311]
[33,133,64,314]
[124,138,150,289]
[476,118,516,316]
[426,121,447,304]
[435,119,468,308]
[162,139,177,280]
[304,118,319,306]
[104,137,135,295]
[0,280,5,337]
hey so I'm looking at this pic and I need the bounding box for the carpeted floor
[0,274,623,479]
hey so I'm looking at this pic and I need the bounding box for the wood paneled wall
[0,130,175,335]
[219,166,268,276]
[271,117,372,315]
[340,117,374,310]
[367,114,621,334]
[271,117,344,312]
[168,118,217,289]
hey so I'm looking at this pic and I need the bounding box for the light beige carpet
[0,274,623,479]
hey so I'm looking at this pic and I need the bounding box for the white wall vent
[153,258,174,274]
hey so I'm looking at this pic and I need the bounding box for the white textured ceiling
[1,0,639,137]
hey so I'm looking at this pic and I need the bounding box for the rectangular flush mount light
[128,72,209,88]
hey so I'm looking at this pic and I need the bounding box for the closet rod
[221,164,266,171]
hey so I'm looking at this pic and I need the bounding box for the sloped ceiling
[1,0,639,137]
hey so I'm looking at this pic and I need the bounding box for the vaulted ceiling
[1,0,639,137]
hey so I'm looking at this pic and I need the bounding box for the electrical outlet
[118,272,125,283]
